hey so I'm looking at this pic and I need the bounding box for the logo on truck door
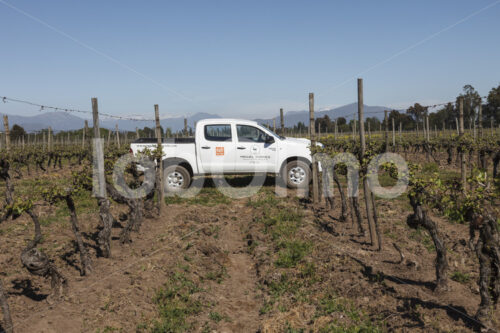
[216,147,224,156]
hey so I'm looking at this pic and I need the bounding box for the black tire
[163,164,191,193]
[283,160,310,189]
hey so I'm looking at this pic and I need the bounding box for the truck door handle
[201,146,210,149]
[237,146,246,150]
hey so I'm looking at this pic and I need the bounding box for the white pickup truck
[130,119,320,191]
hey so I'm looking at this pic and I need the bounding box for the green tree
[315,115,332,132]
[336,117,346,126]
[10,124,26,141]
[406,103,427,122]
[388,110,414,130]
[139,127,156,138]
[485,83,500,126]
[456,85,482,128]
[431,103,455,129]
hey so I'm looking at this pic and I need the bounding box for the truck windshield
[261,126,285,140]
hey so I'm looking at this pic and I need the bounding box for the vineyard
[0,91,499,333]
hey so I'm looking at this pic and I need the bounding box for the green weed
[275,241,311,268]
[450,271,470,283]
[148,272,203,333]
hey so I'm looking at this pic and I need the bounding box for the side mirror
[265,135,275,144]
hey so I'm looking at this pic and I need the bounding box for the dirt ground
[0,174,499,332]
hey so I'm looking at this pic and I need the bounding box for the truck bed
[132,137,195,144]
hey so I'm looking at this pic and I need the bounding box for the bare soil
[0,177,499,332]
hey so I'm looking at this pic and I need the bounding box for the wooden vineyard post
[459,97,466,192]
[353,119,356,140]
[280,108,284,134]
[42,131,46,151]
[107,129,111,147]
[424,119,427,140]
[473,117,477,142]
[184,118,188,137]
[155,105,165,214]
[455,117,459,136]
[83,120,88,148]
[92,97,106,198]
[115,124,120,148]
[48,126,53,152]
[3,115,10,152]
[309,93,319,203]
[358,78,380,249]
[384,110,389,151]
[426,112,430,142]
[273,119,276,133]
[92,98,114,257]
[334,120,338,139]
[0,280,14,333]
[399,122,402,142]
[392,117,395,150]
[478,104,483,138]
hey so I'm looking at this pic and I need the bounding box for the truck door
[198,123,236,173]
[234,124,277,173]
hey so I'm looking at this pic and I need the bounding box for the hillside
[0,103,392,133]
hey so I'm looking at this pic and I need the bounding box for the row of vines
[313,132,500,330]
[0,141,159,333]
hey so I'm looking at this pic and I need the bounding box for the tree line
[312,83,500,133]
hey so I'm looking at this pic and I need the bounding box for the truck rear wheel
[163,164,191,193]
[284,160,310,189]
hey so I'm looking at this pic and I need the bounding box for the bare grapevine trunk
[106,184,143,244]
[350,197,364,236]
[446,146,453,165]
[332,169,347,222]
[407,197,448,291]
[21,209,66,295]
[0,159,13,205]
[322,166,334,210]
[493,151,500,179]
[131,199,143,232]
[65,195,92,276]
[97,198,113,258]
[0,280,13,333]
[468,149,474,172]
[370,192,382,251]
[470,212,499,327]
[0,159,14,223]
[478,148,487,171]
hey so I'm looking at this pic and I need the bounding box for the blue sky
[0,0,499,119]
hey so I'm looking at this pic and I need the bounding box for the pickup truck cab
[130,119,319,191]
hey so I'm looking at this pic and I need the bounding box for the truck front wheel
[284,160,310,189]
[163,164,191,193]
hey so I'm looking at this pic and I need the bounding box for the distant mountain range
[254,103,389,128]
[0,112,222,133]
[0,103,391,133]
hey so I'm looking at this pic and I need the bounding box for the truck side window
[204,124,232,142]
[237,125,266,143]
